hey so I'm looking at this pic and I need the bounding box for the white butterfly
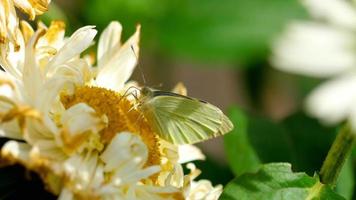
[137,87,234,144]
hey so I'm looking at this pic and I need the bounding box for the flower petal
[178,145,205,163]
[63,151,102,190]
[0,70,17,101]
[58,188,74,200]
[23,29,45,106]
[0,0,19,47]
[20,20,34,43]
[113,165,160,185]
[272,22,356,77]
[51,59,92,90]
[97,21,122,68]
[302,0,356,29]
[186,180,222,200]
[13,0,51,20]
[0,120,23,140]
[305,73,356,125]
[1,140,31,165]
[100,132,148,172]
[60,103,107,152]
[95,25,140,92]
[61,103,106,135]
[46,26,97,76]
[31,139,67,161]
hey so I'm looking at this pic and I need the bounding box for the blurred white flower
[272,0,356,130]
[0,20,222,200]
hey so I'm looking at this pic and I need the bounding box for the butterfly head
[138,86,154,103]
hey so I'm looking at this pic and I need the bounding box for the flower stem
[320,123,355,186]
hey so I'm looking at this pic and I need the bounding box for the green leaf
[224,106,295,176]
[224,106,261,176]
[220,163,345,200]
[224,107,339,176]
[282,112,337,175]
[247,114,295,163]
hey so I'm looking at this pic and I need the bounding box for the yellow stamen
[61,86,161,167]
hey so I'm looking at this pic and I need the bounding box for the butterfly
[137,86,234,144]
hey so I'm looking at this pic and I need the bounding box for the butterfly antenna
[131,45,147,85]
[118,85,140,103]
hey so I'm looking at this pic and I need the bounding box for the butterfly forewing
[141,95,233,144]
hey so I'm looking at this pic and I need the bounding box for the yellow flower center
[60,86,161,167]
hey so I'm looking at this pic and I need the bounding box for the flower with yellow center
[0,19,224,200]
[0,0,51,48]
[0,20,102,196]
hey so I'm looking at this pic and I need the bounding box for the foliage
[224,106,355,199]
[83,0,306,65]
[220,163,345,200]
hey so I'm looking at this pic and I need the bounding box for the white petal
[302,0,356,29]
[113,165,160,185]
[23,29,45,106]
[178,144,205,163]
[100,132,148,172]
[158,164,184,188]
[19,20,34,43]
[0,0,19,46]
[95,25,140,91]
[36,76,68,113]
[0,25,23,79]
[51,58,92,88]
[63,151,100,188]
[0,120,23,140]
[13,0,51,20]
[38,58,91,114]
[187,180,222,200]
[13,0,36,20]
[61,103,107,139]
[24,119,55,144]
[31,139,66,160]
[90,162,105,188]
[272,22,356,78]
[305,74,356,125]
[0,70,17,102]
[46,26,97,76]
[54,102,106,154]
[97,21,122,68]
[1,140,31,164]
[58,188,74,200]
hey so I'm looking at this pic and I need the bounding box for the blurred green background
[34,0,355,199]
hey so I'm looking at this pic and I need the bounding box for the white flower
[0,21,106,196]
[271,0,356,130]
[0,19,223,200]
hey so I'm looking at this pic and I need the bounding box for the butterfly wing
[141,95,233,144]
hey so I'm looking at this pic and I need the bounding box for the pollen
[60,86,161,167]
